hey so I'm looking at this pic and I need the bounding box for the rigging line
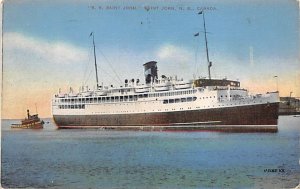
[88,48,123,86]
[131,68,144,84]
[95,46,123,85]
[83,66,93,86]
[120,48,146,81]
[194,38,200,77]
[83,43,120,87]
[85,62,118,86]
[82,47,94,87]
[82,46,93,86]
[96,64,123,85]
[98,49,123,85]
[85,45,120,87]
[135,69,144,81]
[83,68,94,87]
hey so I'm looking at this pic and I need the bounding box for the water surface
[1,116,300,188]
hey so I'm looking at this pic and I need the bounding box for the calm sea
[1,116,300,189]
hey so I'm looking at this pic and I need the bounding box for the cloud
[154,44,300,97]
[2,32,91,118]
[156,44,193,64]
[3,32,92,89]
[155,44,195,77]
[4,32,88,65]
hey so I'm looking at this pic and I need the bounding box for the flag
[194,32,199,37]
[198,11,203,14]
[89,32,93,37]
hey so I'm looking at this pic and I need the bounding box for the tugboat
[11,110,44,129]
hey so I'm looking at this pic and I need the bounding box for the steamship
[51,12,279,131]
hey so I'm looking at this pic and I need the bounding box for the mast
[199,11,212,80]
[90,32,99,88]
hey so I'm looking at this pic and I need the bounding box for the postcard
[1,0,300,188]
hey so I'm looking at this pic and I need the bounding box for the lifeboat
[135,85,150,93]
[68,93,78,97]
[174,81,192,89]
[94,90,108,96]
[81,91,92,97]
[154,83,170,91]
[58,93,66,98]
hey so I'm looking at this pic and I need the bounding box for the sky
[2,0,300,119]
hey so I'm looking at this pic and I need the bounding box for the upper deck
[194,79,240,88]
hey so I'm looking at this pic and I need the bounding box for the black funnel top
[143,61,158,84]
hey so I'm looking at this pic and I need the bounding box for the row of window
[148,89,197,97]
[58,100,264,110]
[60,96,139,104]
[163,97,197,104]
[220,94,241,98]
[56,90,198,104]
[58,97,196,109]
[59,105,85,109]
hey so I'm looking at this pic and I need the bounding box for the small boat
[154,82,170,91]
[11,110,44,129]
[135,84,150,93]
[94,89,108,96]
[174,80,192,89]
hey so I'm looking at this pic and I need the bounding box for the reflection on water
[1,116,300,188]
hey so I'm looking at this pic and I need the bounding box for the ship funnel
[143,61,158,84]
[27,109,30,119]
